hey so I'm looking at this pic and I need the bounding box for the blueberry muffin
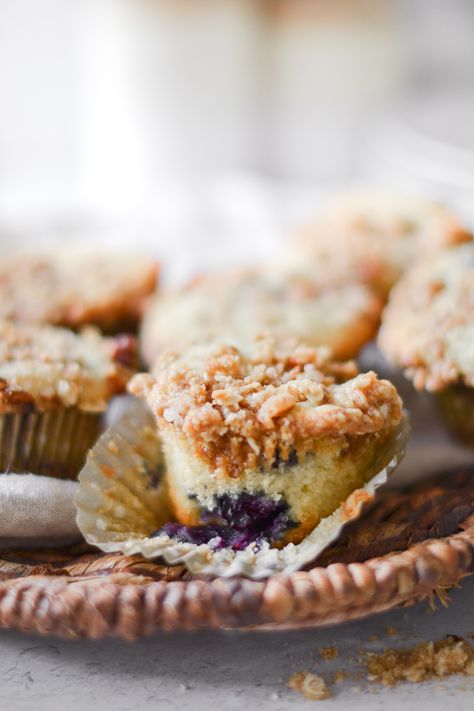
[282,189,471,297]
[140,268,382,366]
[0,247,159,333]
[130,337,402,548]
[378,242,474,444]
[0,320,137,478]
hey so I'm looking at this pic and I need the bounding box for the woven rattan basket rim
[0,514,472,639]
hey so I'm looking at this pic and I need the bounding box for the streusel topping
[0,321,136,413]
[379,242,474,391]
[140,267,382,366]
[282,189,471,296]
[130,338,402,476]
[0,247,158,330]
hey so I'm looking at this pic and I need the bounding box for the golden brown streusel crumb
[0,321,136,413]
[288,672,331,701]
[130,337,403,477]
[364,636,474,687]
[332,670,348,684]
[321,646,339,661]
[367,635,379,643]
[386,626,398,636]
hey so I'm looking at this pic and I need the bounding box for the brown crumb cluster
[321,646,339,660]
[288,636,474,701]
[365,636,474,686]
[130,337,402,476]
[288,672,331,701]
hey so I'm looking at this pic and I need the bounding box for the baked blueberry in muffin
[378,242,474,445]
[130,337,403,548]
[0,320,137,478]
[0,247,158,334]
[281,189,471,298]
[140,267,382,367]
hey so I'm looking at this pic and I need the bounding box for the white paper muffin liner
[76,400,409,580]
[0,409,102,480]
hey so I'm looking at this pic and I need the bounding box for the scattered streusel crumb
[321,646,339,661]
[332,670,348,685]
[368,635,379,643]
[386,626,398,636]
[288,672,331,701]
[107,440,119,455]
[364,635,474,687]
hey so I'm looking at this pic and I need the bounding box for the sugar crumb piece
[321,646,339,661]
[270,692,280,700]
[332,670,348,684]
[364,636,474,687]
[288,672,331,701]
[107,440,119,455]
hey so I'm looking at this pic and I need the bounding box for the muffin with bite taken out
[130,337,403,549]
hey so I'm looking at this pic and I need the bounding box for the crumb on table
[288,671,331,701]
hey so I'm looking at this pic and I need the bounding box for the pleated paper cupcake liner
[76,400,409,579]
[0,409,102,480]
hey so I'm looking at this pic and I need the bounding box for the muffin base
[0,408,102,479]
[161,429,394,546]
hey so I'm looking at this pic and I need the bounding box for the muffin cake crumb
[288,672,331,701]
[321,646,339,660]
[364,636,474,686]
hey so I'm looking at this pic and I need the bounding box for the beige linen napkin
[0,474,80,549]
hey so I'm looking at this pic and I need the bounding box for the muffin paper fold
[76,400,409,580]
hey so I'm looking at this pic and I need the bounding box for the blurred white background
[1,0,474,280]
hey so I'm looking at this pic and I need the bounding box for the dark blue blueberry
[152,492,297,551]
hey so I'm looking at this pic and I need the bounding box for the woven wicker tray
[0,468,473,639]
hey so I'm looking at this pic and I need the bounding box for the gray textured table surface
[1,575,473,711]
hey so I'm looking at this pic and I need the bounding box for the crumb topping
[140,267,382,366]
[284,189,471,296]
[0,321,136,413]
[288,672,331,701]
[0,247,158,330]
[379,243,474,391]
[130,337,402,476]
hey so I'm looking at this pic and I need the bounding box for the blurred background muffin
[0,321,136,478]
[140,267,382,366]
[378,243,474,447]
[0,247,158,334]
[279,189,471,298]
